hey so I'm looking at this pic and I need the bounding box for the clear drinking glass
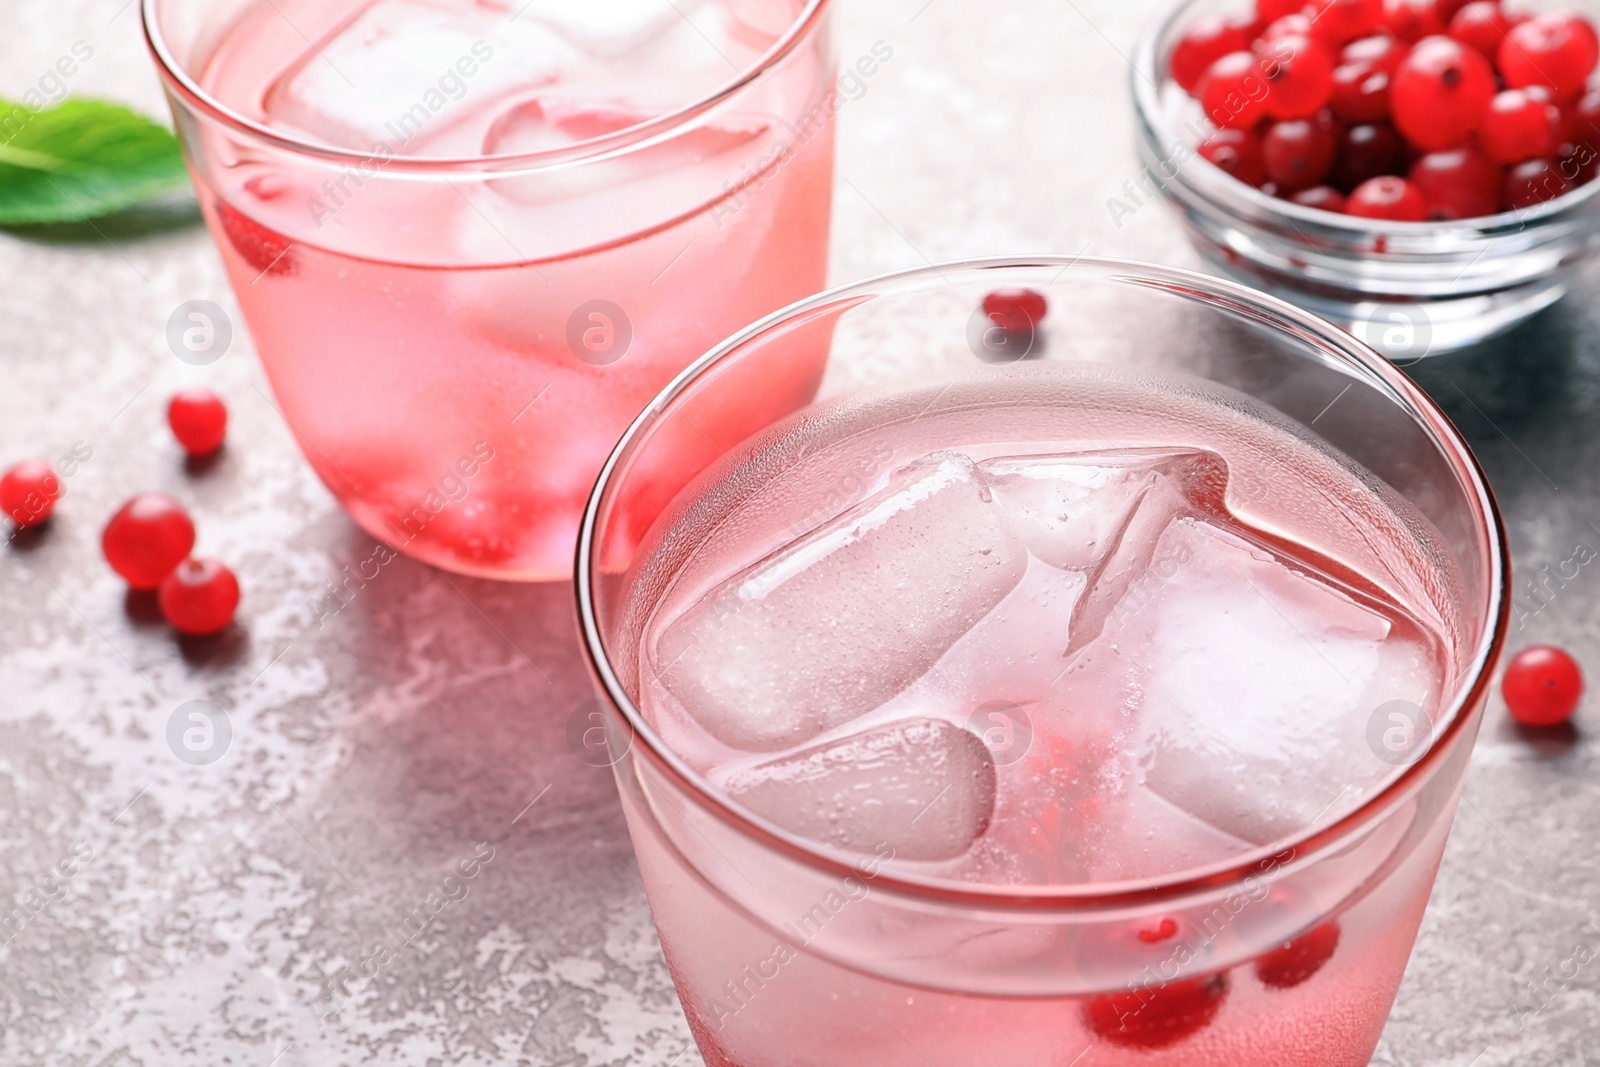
[578,257,1508,1067]
[143,0,837,579]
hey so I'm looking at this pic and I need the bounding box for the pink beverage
[616,364,1475,1066]
[147,0,838,578]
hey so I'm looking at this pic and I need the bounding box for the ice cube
[721,718,997,862]
[485,0,708,57]
[1130,519,1438,846]
[653,453,1030,751]
[262,0,577,153]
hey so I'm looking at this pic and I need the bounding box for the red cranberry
[1383,0,1446,42]
[1173,15,1258,93]
[1390,35,1497,150]
[102,493,196,591]
[1261,13,1318,43]
[167,389,229,458]
[1502,645,1583,726]
[1501,14,1600,100]
[1290,184,1350,209]
[981,289,1049,333]
[1200,51,1273,128]
[1342,32,1410,71]
[1504,157,1573,207]
[1263,112,1340,190]
[158,558,241,637]
[1410,147,1504,216]
[1347,174,1430,217]
[1333,121,1410,188]
[1564,87,1600,151]
[1480,88,1565,164]
[1255,921,1342,989]
[1258,34,1338,118]
[1,460,63,529]
[1332,60,1393,120]
[1307,0,1385,45]
[1084,974,1230,1049]
[1200,127,1270,185]
[1447,1,1518,59]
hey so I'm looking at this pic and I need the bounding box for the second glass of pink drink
[579,259,1508,1066]
[144,0,838,578]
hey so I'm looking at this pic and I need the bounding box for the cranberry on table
[1333,121,1410,189]
[1331,60,1393,121]
[167,388,229,457]
[1480,88,1565,164]
[1257,34,1338,118]
[1200,51,1273,128]
[102,493,196,590]
[1290,184,1349,209]
[1447,1,1520,59]
[1391,35,1497,151]
[1347,174,1430,218]
[981,289,1049,333]
[1502,644,1583,726]
[2,460,63,529]
[1383,0,1447,42]
[1263,113,1340,190]
[1200,127,1269,185]
[1084,974,1230,1049]
[158,558,241,637]
[1505,157,1573,207]
[1255,921,1342,989]
[1174,14,1258,93]
[1410,146,1505,217]
[1501,14,1600,100]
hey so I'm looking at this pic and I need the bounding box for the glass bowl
[1132,0,1600,356]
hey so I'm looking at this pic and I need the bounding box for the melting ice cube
[722,717,997,862]
[653,453,1029,751]
[1129,519,1438,846]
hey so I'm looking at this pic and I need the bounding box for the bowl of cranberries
[1134,0,1600,354]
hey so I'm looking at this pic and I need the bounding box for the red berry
[1200,51,1273,128]
[167,389,229,457]
[1173,15,1258,94]
[1261,13,1318,43]
[1343,32,1410,71]
[158,558,241,637]
[102,493,196,591]
[214,200,296,277]
[1447,1,1518,59]
[1480,88,1565,164]
[1084,974,1229,1049]
[1504,157,1573,207]
[1411,146,1504,216]
[1259,35,1339,118]
[1200,127,1270,185]
[1291,183,1350,209]
[1390,35,1497,150]
[1307,0,1385,45]
[1332,59,1393,120]
[1564,87,1600,151]
[981,289,1048,333]
[1,459,63,529]
[1501,14,1600,100]
[1502,645,1583,726]
[1383,0,1446,42]
[1347,174,1430,217]
[1263,112,1340,189]
[1333,121,1411,188]
[1255,921,1342,989]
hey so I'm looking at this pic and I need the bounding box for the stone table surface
[1,0,1597,1065]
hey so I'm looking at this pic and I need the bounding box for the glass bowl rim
[1131,0,1600,235]
[576,254,1511,913]
[140,0,833,175]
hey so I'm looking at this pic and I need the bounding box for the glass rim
[576,254,1511,913]
[1131,0,1600,234]
[141,0,832,175]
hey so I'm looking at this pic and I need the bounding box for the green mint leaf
[0,98,191,226]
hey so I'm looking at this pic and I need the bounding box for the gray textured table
[2,1,1596,1064]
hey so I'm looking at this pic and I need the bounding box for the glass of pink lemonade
[578,258,1508,1067]
[144,0,837,579]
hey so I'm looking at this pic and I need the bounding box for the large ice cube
[1130,519,1438,846]
[262,0,577,153]
[722,718,997,862]
[653,453,1029,751]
